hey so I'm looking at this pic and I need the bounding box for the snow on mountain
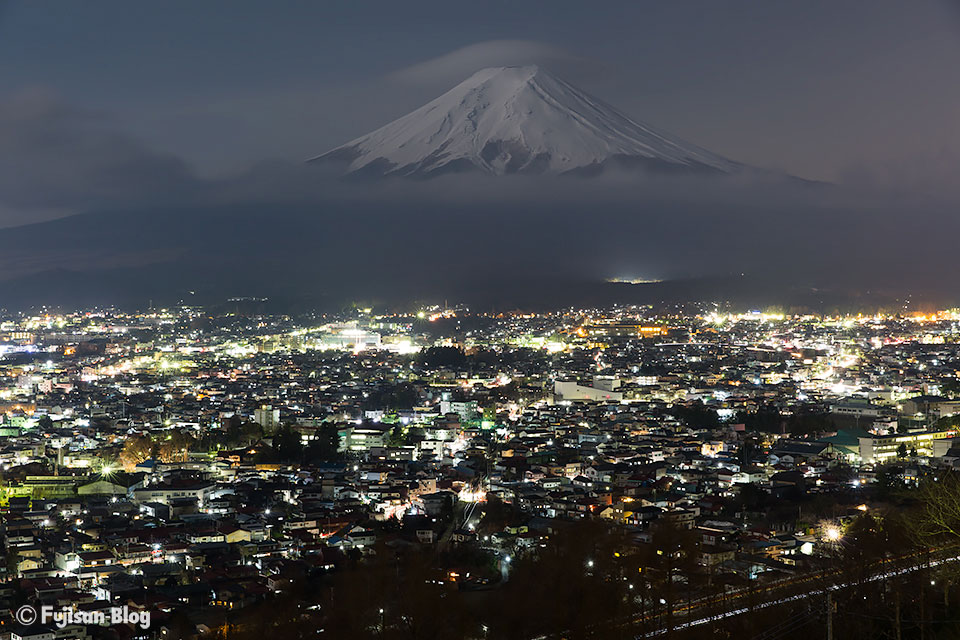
[311,65,740,177]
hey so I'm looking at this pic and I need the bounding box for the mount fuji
[311,65,741,177]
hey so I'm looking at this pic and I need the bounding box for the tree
[484,520,635,639]
[158,430,195,462]
[915,472,960,542]
[321,543,473,640]
[672,402,720,429]
[386,424,406,447]
[641,518,701,634]
[272,424,303,462]
[417,346,467,370]
[222,420,262,448]
[119,434,155,470]
[363,382,420,411]
[304,424,342,462]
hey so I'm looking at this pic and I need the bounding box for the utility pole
[826,593,833,640]
[920,581,925,640]
[895,589,901,640]
[665,553,674,639]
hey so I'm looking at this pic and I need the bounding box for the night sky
[0,0,958,303]
[3,1,958,182]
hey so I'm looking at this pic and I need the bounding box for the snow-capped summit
[312,65,740,177]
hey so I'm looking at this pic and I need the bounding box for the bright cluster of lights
[458,486,487,503]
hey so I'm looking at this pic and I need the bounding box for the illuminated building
[581,322,668,338]
[857,430,957,464]
[253,404,280,431]
[554,378,623,402]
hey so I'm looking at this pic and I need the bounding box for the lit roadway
[530,547,959,639]
[637,548,959,638]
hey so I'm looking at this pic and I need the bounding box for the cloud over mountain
[387,40,579,87]
[0,88,203,224]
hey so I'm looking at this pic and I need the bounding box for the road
[528,547,959,639]
[637,548,960,637]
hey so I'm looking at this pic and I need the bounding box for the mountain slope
[311,65,740,177]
